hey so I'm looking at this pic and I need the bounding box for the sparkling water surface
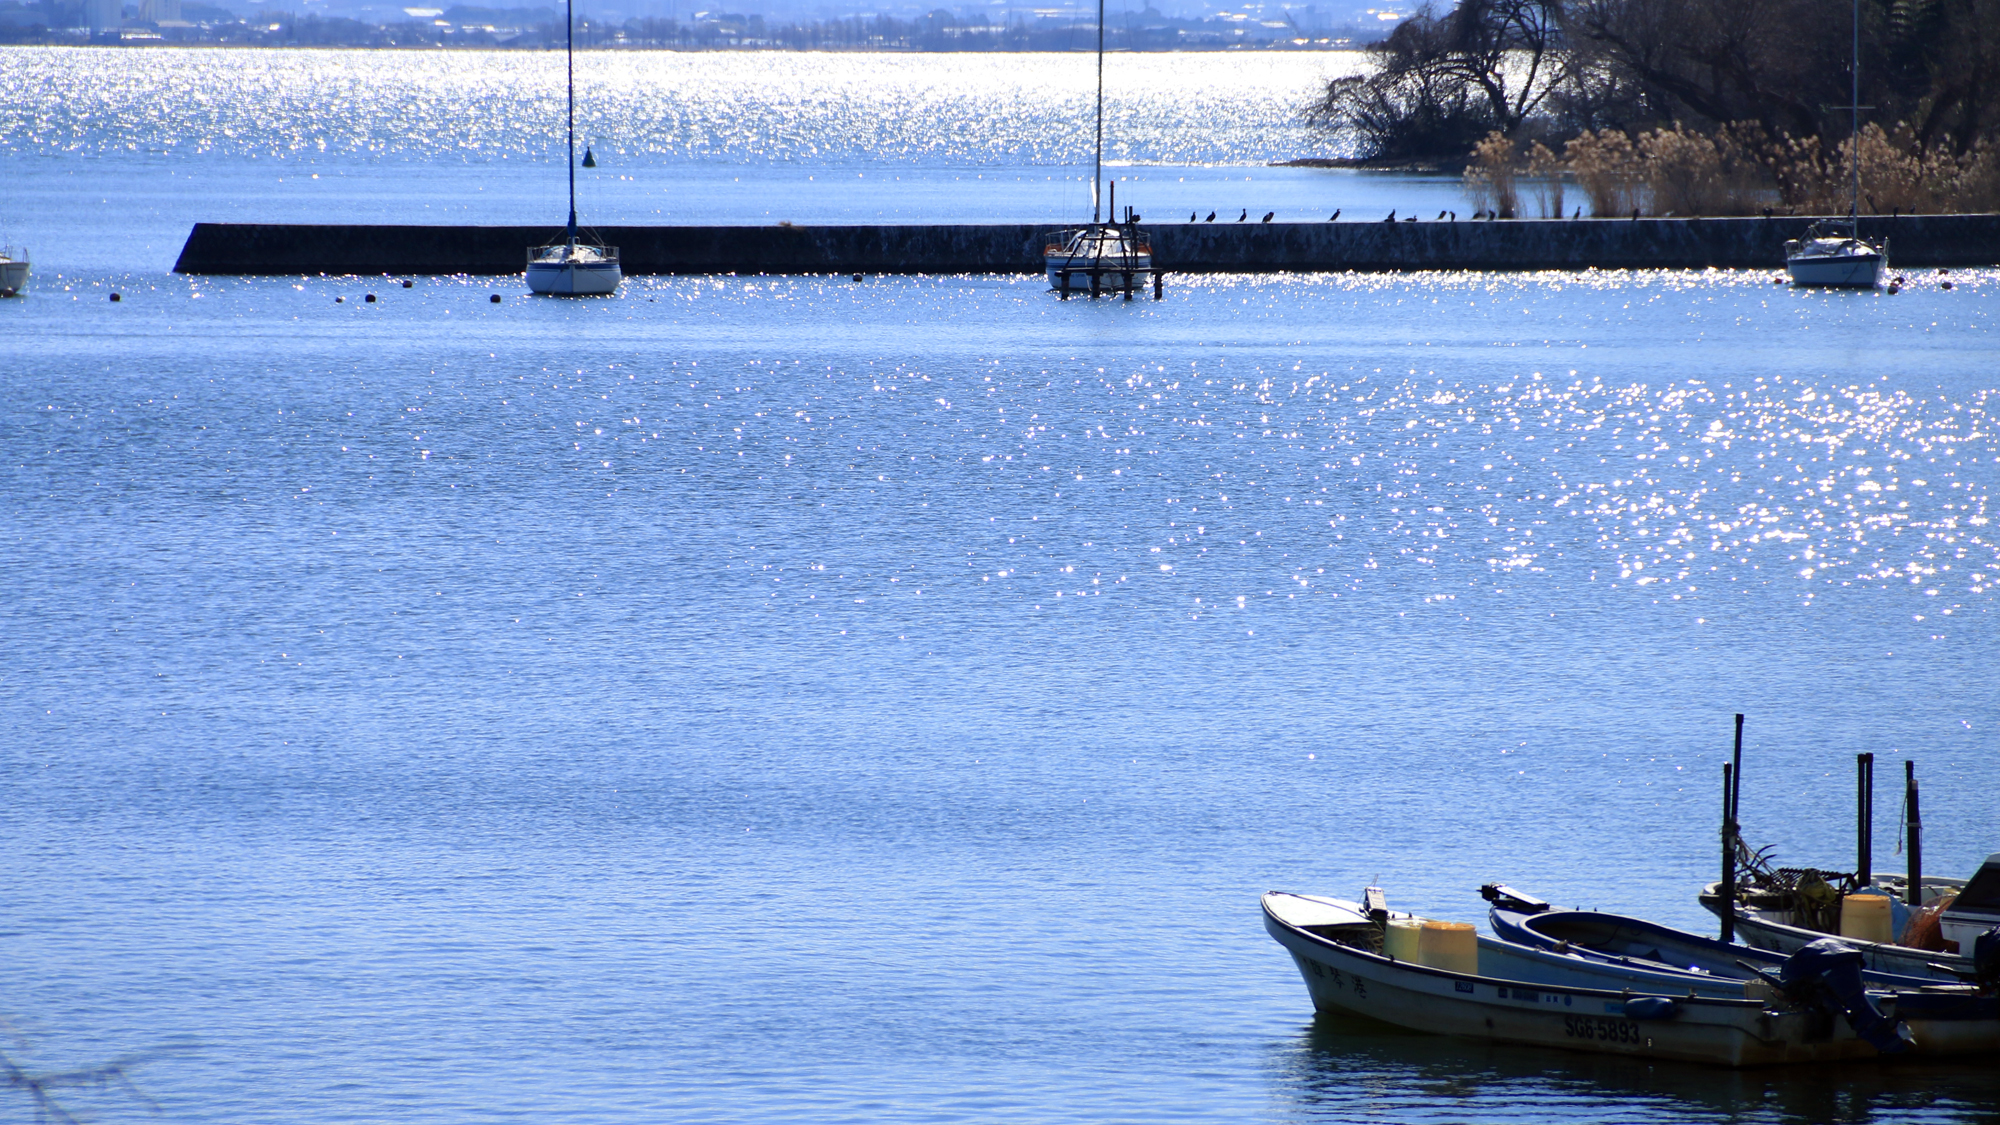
[4,46,2000,1125]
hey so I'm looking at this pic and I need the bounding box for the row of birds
[1178,208,1590,223]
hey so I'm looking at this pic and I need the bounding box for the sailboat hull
[526,259,621,296]
[1786,248,1884,288]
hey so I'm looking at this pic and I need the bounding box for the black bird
[1329,209,1340,221]
[1238,209,1248,222]
[1385,209,1396,222]
[1205,211,1216,222]
[1572,206,1581,219]
[1436,210,1447,221]
[1261,211,1275,223]
[1631,207,1640,220]
[1189,211,1197,223]
[1403,214,1418,221]
[1449,211,1457,221]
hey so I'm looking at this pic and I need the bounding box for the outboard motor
[1777,938,1914,1053]
[1975,927,2000,989]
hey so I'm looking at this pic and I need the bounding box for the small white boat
[525,0,619,298]
[1785,222,1886,288]
[1044,0,1158,300]
[1045,223,1154,298]
[1263,890,2000,1066]
[527,240,621,296]
[1783,0,1886,289]
[0,246,28,297]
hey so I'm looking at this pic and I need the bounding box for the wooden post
[1721,761,1736,944]
[1153,270,1163,300]
[1731,713,1744,829]
[1905,760,1923,906]
[1059,271,1070,299]
[1856,752,1874,888]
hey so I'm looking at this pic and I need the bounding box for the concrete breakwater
[174,214,2000,276]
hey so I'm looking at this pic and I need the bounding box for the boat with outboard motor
[1702,855,1999,979]
[525,0,619,296]
[1483,883,1961,989]
[1264,886,2000,1065]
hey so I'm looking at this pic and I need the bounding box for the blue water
[5,46,2000,1125]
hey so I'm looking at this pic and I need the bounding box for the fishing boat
[1704,731,1995,977]
[526,0,619,297]
[1043,0,1157,300]
[1263,889,2000,1066]
[0,245,27,297]
[1784,0,1886,287]
[1482,884,1958,989]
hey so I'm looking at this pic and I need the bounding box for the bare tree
[3,1019,180,1125]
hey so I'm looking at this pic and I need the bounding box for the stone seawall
[173,215,2000,276]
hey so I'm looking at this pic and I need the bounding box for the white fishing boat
[1043,0,1157,300]
[1702,855,2000,978]
[1784,0,1886,287]
[1263,889,2000,1066]
[526,0,619,297]
[0,246,28,297]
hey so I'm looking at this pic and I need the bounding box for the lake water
[4,46,2000,1125]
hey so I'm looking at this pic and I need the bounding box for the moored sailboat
[1043,0,1157,300]
[1785,0,1885,287]
[527,0,619,297]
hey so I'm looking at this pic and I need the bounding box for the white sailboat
[1786,0,1886,288]
[526,0,620,297]
[0,246,27,297]
[1044,0,1156,299]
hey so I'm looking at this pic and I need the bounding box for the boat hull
[526,260,621,296]
[1044,256,1155,294]
[0,257,27,296]
[1786,250,1884,288]
[1264,893,1990,1066]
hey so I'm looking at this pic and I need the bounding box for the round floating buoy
[1888,284,1901,294]
[1941,280,1954,290]
[364,293,376,303]
[402,280,413,288]
[109,292,121,302]
[852,273,862,282]
[490,294,502,303]
[335,296,344,303]
[1772,276,1785,284]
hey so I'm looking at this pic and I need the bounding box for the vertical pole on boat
[1721,761,1737,944]
[1730,713,1744,827]
[1850,0,1861,233]
[1904,760,1923,907]
[1856,752,1874,888]
[565,0,577,249]
[1091,0,1104,225]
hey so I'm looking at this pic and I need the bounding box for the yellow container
[1419,920,1480,975]
[1840,893,1895,944]
[1384,918,1424,962]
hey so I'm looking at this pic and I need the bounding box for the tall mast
[566,0,577,247]
[1092,0,1103,224]
[1848,0,1864,228]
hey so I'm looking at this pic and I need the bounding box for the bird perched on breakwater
[1261,211,1275,223]
[1238,209,1248,222]
[1189,212,1196,223]
[1436,210,1447,220]
[1449,211,1457,221]
[1631,208,1640,220]
[1572,206,1581,219]
[1404,214,1418,221]
[1329,209,1340,221]
[1384,209,1396,222]
[1205,211,1216,222]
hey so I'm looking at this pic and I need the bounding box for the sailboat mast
[1092,0,1103,224]
[1850,0,1861,227]
[566,0,577,246]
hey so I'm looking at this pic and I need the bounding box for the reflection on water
[1279,1011,2000,1123]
